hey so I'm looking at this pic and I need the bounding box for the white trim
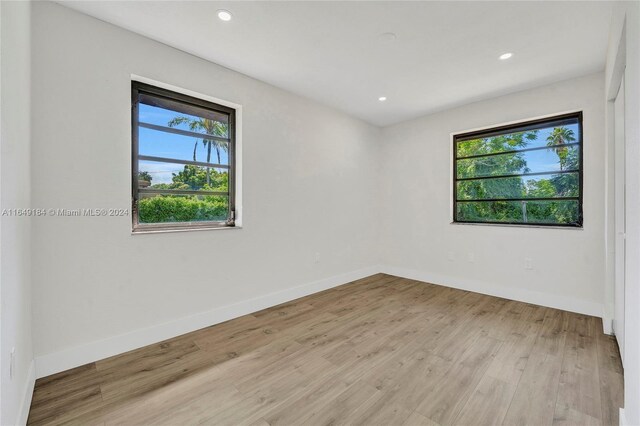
[130,74,242,121]
[34,264,606,379]
[129,74,244,227]
[620,408,628,426]
[16,360,35,426]
[380,265,604,318]
[34,265,381,378]
[450,109,584,138]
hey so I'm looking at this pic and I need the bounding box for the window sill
[131,225,242,235]
[450,221,583,230]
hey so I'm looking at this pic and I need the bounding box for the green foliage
[138,195,228,223]
[136,111,232,225]
[456,127,580,225]
[546,127,576,171]
[457,131,536,158]
[168,116,229,186]
[138,164,229,224]
[147,165,228,192]
[457,200,579,224]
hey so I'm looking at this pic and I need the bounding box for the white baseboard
[35,264,606,379]
[17,360,36,426]
[619,408,626,426]
[35,265,381,379]
[380,265,604,318]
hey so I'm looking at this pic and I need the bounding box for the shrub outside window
[453,112,583,227]
[132,82,236,232]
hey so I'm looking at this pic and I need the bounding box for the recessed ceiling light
[217,10,232,21]
[378,96,387,102]
[499,52,513,60]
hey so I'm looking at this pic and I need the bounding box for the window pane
[456,146,579,179]
[138,161,229,192]
[457,122,580,158]
[133,82,235,231]
[139,95,229,138]
[138,193,229,224]
[456,200,580,225]
[456,172,579,200]
[139,127,230,165]
[453,114,582,227]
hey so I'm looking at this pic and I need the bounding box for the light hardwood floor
[28,274,623,425]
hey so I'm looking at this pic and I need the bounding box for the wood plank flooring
[27,274,624,425]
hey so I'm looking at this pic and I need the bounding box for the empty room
[1,1,639,425]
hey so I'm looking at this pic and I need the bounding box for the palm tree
[546,127,576,171]
[167,117,228,185]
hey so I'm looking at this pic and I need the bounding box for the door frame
[613,74,626,363]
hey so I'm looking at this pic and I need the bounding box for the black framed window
[132,82,236,232]
[453,112,583,227]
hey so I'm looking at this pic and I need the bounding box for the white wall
[30,2,381,375]
[1,1,35,425]
[605,2,640,425]
[379,73,606,318]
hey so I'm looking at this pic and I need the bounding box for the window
[132,82,236,232]
[453,112,583,227]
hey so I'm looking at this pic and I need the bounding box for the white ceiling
[58,1,614,127]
